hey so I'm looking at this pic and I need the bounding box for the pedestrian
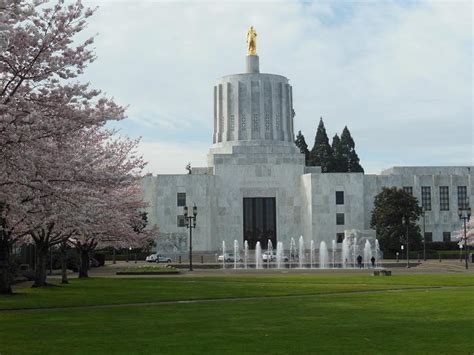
[357,255,363,269]
[371,256,375,268]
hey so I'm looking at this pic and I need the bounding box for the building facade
[142,52,473,252]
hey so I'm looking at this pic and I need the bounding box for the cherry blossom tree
[455,219,474,247]
[1,1,153,293]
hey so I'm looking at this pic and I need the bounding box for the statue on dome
[246,26,257,56]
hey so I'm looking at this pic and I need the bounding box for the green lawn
[1,274,473,354]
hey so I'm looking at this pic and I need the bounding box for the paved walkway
[83,259,474,277]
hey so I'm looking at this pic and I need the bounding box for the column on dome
[274,82,284,141]
[226,82,235,142]
[263,80,273,140]
[288,85,295,142]
[284,84,292,142]
[250,80,260,140]
[218,84,224,143]
[238,81,248,140]
[213,86,217,144]
[280,83,288,141]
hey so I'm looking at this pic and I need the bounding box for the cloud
[80,0,472,174]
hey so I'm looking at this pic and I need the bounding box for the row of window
[335,232,452,243]
[336,186,469,212]
[180,187,468,212]
[404,185,468,212]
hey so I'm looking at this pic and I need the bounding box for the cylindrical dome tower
[212,54,295,147]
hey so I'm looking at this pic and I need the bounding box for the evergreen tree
[370,187,423,254]
[309,117,333,172]
[340,126,364,173]
[331,134,345,172]
[294,130,309,165]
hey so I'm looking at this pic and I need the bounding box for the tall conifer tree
[340,126,364,172]
[331,134,345,172]
[309,117,333,172]
[295,130,309,165]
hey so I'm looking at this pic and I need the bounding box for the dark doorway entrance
[243,197,276,249]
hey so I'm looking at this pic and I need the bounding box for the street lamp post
[421,207,426,261]
[458,200,471,270]
[184,204,198,271]
[403,216,410,268]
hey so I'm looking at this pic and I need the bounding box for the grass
[1,274,474,354]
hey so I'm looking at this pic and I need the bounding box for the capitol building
[142,30,472,253]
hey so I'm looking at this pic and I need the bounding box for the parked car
[146,254,172,263]
[217,253,242,262]
[262,251,288,262]
[145,254,157,262]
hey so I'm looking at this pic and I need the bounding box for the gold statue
[246,26,257,55]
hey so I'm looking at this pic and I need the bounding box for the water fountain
[332,239,336,268]
[363,240,372,268]
[233,240,239,270]
[310,240,315,269]
[342,236,350,269]
[375,239,380,268]
[222,240,226,269]
[276,241,283,269]
[289,237,296,269]
[319,241,329,269]
[353,237,357,268]
[244,240,249,269]
[267,239,273,269]
[255,241,262,269]
[298,236,305,268]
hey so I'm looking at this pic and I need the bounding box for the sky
[79,0,473,175]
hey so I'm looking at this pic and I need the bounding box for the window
[421,187,431,211]
[424,232,432,243]
[335,191,344,205]
[443,232,451,242]
[458,186,467,209]
[336,233,344,243]
[177,192,186,207]
[336,213,345,225]
[177,215,186,227]
[439,186,449,211]
[403,186,413,195]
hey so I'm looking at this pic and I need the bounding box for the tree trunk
[79,249,90,278]
[0,238,12,294]
[32,243,48,287]
[60,242,68,284]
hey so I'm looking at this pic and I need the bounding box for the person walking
[357,255,363,269]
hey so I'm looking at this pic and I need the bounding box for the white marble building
[142,54,473,252]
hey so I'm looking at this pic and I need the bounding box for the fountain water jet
[332,240,336,268]
[276,241,284,269]
[289,238,296,269]
[342,237,350,269]
[222,241,226,269]
[375,239,380,268]
[310,240,315,269]
[244,240,249,269]
[267,239,273,269]
[319,241,329,269]
[255,242,262,269]
[353,237,358,268]
[298,236,305,269]
[363,240,372,268]
[233,240,239,269]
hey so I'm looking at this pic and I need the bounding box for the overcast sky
[80,0,473,175]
